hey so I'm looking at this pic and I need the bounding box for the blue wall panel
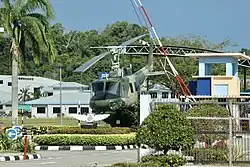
[197,78,211,95]
[189,81,197,95]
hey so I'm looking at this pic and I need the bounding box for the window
[53,107,60,114]
[129,83,134,93]
[69,107,77,114]
[8,82,11,86]
[162,92,168,98]
[0,80,3,84]
[0,105,3,109]
[134,82,138,91]
[37,107,45,114]
[150,92,157,98]
[81,107,89,114]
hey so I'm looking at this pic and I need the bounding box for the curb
[35,145,138,151]
[0,154,42,162]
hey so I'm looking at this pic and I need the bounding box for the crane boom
[132,0,195,102]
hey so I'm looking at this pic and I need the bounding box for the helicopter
[74,34,155,113]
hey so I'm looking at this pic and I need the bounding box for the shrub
[0,132,12,151]
[0,132,34,153]
[11,137,35,153]
[33,133,136,146]
[183,148,227,163]
[142,154,186,167]
[104,106,139,128]
[47,127,131,134]
[22,126,131,135]
[108,162,159,167]
[187,104,229,145]
[136,104,195,154]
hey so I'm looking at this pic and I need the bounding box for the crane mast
[132,0,196,102]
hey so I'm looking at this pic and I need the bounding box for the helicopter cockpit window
[92,82,104,92]
[105,81,120,95]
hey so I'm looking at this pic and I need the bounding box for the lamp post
[59,66,62,126]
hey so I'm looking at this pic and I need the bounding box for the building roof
[25,92,91,105]
[149,84,171,92]
[185,53,250,60]
[52,82,89,88]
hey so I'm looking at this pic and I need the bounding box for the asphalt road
[1,150,138,167]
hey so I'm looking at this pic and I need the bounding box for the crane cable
[130,0,172,81]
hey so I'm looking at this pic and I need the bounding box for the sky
[2,0,250,51]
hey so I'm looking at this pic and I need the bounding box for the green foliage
[0,0,57,66]
[22,125,131,135]
[183,148,227,163]
[141,154,186,167]
[0,132,12,151]
[187,104,229,145]
[105,106,139,128]
[0,132,34,153]
[108,155,186,167]
[11,137,35,153]
[136,104,195,154]
[108,162,159,167]
[33,134,136,146]
[47,127,131,134]
[0,19,238,89]
[187,104,229,117]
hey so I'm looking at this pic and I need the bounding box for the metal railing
[153,100,250,166]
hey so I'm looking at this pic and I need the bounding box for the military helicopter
[74,34,155,113]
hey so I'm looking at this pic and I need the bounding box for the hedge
[108,155,186,167]
[183,148,227,163]
[33,133,136,146]
[47,127,131,134]
[20,126,132,135]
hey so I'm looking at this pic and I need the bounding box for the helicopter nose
[90,100,109,110]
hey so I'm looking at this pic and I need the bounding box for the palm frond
[18,0,54,19]
[0,8,12,36]
[20,15,56,62]
[27,13,49,29]
[23,29,41,65]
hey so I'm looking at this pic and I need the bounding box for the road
[1,150,138,167]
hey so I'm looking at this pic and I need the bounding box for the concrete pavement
[0,150,138,167]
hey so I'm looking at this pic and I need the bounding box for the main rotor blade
[74,51,111,73]
[74,34,147,73]
[120,34,147,46]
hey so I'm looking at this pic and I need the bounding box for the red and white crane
[132,0,196,102]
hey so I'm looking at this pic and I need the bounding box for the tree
[0,0,56,126]
[18,87,32,102]
[136,104,195,154]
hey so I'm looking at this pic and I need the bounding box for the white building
[0,75,91,117]
[25,92,91,118]
[0,75,60,104]
[148,84,179,102]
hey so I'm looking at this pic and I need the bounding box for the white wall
[31,104,91,118]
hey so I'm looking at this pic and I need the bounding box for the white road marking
[39,161,56,165]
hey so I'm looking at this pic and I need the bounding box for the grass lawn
[0,117,78,127]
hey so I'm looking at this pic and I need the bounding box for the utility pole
[59,67,62,126]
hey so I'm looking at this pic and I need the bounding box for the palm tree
[0,0,56,126]
[18,87,32,102]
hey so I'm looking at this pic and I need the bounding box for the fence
[153,100,250,166]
